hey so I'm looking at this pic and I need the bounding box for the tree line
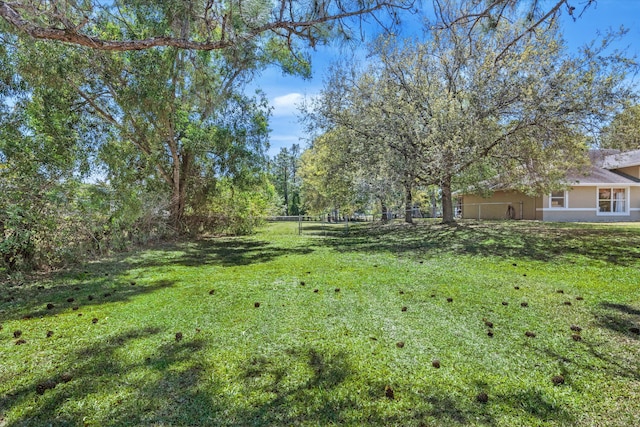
[1,0,638,273]
[295,3,638,223]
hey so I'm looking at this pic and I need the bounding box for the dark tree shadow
[1,236,314,323]
[319,221,640,266]
[167,238,314,267]
[536,308,640,385]
[593,302,640,341]
[0,279,176,324]
[119,238,314,270]
[233,347,356,426]
[1,334,589,427]
[301,224,351,237]
[0,327,163,425]
[0,327,229,427]
[599,302,640,317]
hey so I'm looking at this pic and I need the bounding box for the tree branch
[0,0,412,51]
[493,0,566,64]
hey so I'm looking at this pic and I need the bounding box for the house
[458,149,640,222]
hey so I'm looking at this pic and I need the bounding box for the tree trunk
[283,164,289,216]
[430,189,438,218]
[168,149,192,230]
[170,180,185,229]
[404,181,413,224]
[381,200,389,222]
[441,178,455,224]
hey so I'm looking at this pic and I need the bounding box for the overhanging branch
[0,0,413,51]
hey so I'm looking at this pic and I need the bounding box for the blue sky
[252,0,640,157]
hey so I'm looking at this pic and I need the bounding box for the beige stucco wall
[460,186,640,222]
[541,185,640,222]
[566,187,595,209]
[460,191,540,220]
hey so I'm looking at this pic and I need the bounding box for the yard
[1,220,639,426]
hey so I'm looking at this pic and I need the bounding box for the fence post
[519,201,523,220]
[324,212,327,237]
[298,215,302,235]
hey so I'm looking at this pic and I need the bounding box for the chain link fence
[266,214,374,236]
[458,202,524,220]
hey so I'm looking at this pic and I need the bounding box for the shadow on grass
[593,302,640,341]
[599,302,640,317]
[1,237,313,323]
[320,221,640,266]
[121,238,314,269]
[1,333,583,427]
[232,346,497,426]
[535,302,640,384]
[0,326,226,426]
[236,348,356,425]
[229,348,575,427]
[0,279,177,324]
[494,388,575,423]
[301,224,351,237]
[0,327,163,425]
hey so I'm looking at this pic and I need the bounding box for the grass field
[1,220,639,426]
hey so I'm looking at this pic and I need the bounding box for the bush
[186,178,279,235]
[0,177,175,273]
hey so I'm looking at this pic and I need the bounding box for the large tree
[0,0,418,231]
[601,104,640,151]
[299,130,357,216]
[302,60,419,222]
[6,36,271,228]
[271,144,302,216]
[308,18,636,223]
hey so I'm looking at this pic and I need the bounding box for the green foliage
[0,0,414,274]
[0,80,90,271]
[0,164,78,271]
[0,204,35,270]
[299,130,362,215]
[72,184,172,253]
[201,177,278,235]
[0,161,167,273]
[264,38,312,78]
[601,104,640,151]
[0,95,170,273]
[307,19,636,223]
[270,144,304,216]
[3,26,273,232]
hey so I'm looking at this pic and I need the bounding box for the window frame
[548,190,568,209]
[596,186,629,216]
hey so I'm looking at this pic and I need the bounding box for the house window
[598,187,627,214]
[549,191,567,208]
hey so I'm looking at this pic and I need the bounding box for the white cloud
[272,93,304,117]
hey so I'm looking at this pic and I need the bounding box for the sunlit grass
[1,220,639,426]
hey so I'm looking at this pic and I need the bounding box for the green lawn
[1,220,639,426]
